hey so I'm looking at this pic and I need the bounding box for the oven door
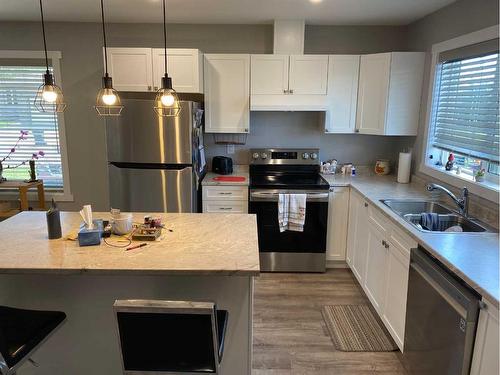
[249,189,329,272]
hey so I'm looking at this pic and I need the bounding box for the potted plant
[0,130,45,182]
[475,169,486,182]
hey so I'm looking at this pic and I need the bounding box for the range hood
[250,20,330,112]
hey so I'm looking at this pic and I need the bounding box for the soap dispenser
[46,199,62,239]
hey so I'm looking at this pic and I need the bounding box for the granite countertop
[202,172,249,186]
[322,173,500,305]
[0,212,260,276]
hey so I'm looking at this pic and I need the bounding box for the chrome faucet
[426,183,469,217]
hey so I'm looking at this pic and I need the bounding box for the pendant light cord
[39,0,50,74]
[162,0,168,76]
[100,0,109,75]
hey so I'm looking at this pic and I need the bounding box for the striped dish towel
[278,193,307,232]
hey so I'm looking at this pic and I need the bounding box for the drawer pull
[218,207,233,210]
[218,192,233,195]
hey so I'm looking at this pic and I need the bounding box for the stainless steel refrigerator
[106,100,206,213]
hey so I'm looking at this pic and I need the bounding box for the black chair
[114,300,229,374]
[0,305,66,375]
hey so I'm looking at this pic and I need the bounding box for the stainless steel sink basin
[380,199,489,233]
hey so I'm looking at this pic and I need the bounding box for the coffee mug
[112,213,133,235]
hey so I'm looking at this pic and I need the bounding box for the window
[425,35,500,193]
[0,64,64,190]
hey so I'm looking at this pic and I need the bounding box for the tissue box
[78,219,104,247]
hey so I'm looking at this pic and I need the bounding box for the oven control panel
[250,148,320,165]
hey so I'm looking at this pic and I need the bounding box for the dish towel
[420,213,440,231]
[278,193,307,232]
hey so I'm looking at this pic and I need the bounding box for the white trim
[0,50,73,202]
[419,26,500,204]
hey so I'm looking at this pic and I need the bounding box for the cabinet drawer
[202,200,248,214]
[203,186,248,201]
[369,205,391,234]
[389,226,417,258]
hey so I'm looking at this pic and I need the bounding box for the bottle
[46,199,62,239]
[445,153,455,171]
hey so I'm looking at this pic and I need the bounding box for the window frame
[0,50,72,201]
[420,25,500,204]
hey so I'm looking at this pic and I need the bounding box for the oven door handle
[250,191,329,202]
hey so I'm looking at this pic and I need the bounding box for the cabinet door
[382,241,410,351]
[107,48,153,92]
[351,196,369,284]
[326,187,349,262]
[325,55,360,134]
[356,53,391,135]
[289,55,329,95]
[345,189,359,267]
[471,299,499,375]
[251,55,289,95]
[204,54,250,134]
[152,49,203,93]
[364,221,388,314]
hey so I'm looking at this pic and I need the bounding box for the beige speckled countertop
[322,173,500,305]
[0,212,260,276]
[202,172,249,186]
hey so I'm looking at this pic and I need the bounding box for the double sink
[381,200,491,233]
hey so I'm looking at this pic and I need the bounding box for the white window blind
[431,51,500,162]
[0,65,63,189]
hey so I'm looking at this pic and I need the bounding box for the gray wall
[0,21,413,210]
[406,0,499,169]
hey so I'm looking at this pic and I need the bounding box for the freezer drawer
[109,164,195,213]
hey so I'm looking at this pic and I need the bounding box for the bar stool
[0,305,66,375]
[114,300,229,374]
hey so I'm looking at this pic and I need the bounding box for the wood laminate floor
[252,269,407,375]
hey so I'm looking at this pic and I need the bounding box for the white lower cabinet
[364,220,388,315]
[202,185,248,214]
[471,298,500,375]
[350,192,369,284]
[347,188,416,352]
[326,187,350,262]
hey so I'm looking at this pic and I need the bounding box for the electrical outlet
[226,144,235,154]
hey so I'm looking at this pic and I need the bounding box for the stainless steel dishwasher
[403,247,480,375]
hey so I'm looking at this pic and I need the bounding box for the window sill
[420,163,499,203]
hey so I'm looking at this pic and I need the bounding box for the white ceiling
[1,0,456,25]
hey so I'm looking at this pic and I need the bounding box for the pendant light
[94,0,123,116]
[34,0,66,113]
[154,0,181,117]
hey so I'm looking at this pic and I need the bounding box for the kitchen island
[0,211,259,375]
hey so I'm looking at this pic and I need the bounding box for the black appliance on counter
[212,156,233,175]
[249,148,330,273]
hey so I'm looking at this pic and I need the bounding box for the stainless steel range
[249,148,330,273]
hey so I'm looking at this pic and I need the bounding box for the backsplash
[204,111,415,168]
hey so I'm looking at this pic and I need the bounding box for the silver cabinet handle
[289,89,294,94]
[283,89,288,94]
[219,192,233,195]
[385,243,389,249]
[154,86,158,91]
[147,85,152,91]
[218,207,233,210]
[364,202,369,207]
[355,129,360,133]
[382,240,386,246]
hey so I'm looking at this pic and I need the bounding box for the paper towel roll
[397,152,411,184]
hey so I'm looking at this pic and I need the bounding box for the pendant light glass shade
[154,75,181,117]
[35,0,66,113]
[95,0,123,116]
[155,0,181,117]
[95,75,123,116]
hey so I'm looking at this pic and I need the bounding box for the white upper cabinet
[356,52,425,136]
[250,54,329,111]
[204,54,250,134]
[251,55,289,95]
[324,55,360,134]
[106,47,203,93]
[289,55,329,95]
[326,187,349,262]
[152,48,203,93]
[107,48,153,92]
